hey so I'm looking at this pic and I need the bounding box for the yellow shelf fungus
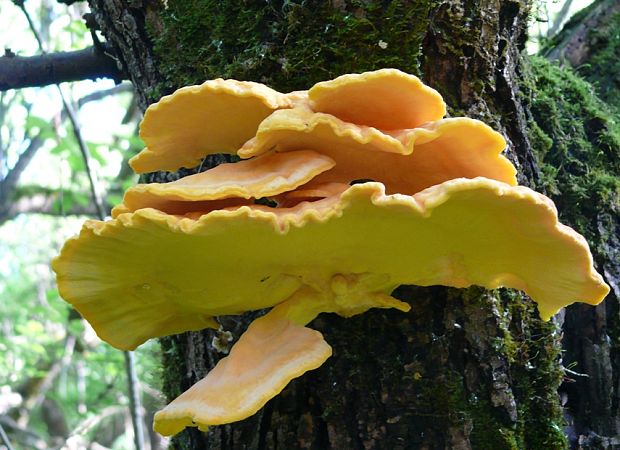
[53,180,608,351]
[130,79,294,173]
[308,68,446,129]
[52,69,609,437]
[240,111,516,195]
[153,304,332,436]
[114,150,335,216]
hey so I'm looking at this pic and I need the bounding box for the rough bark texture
[0,46,124,90]
[85,1,618,449]
[87,0,164,109]
[545,0,620,66]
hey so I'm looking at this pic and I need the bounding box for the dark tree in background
[82,0,619,449]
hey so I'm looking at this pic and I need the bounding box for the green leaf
[67,152,86,171]
[72,192,91,207]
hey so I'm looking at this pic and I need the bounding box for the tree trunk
[86,1,618,449]
[545,0,620,111]
[538,1,620,446]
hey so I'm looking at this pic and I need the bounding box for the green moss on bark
[151,0,432,93]
[524,56,620,240]
[524,55,619,447]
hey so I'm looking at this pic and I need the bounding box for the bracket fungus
[129,79,296,173]
[52,69,610,437]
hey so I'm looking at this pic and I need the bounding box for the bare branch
[545,0,620,65]
[0,47,125,91]
[547,0,574,37]
[0,416,45,450]
[19,336,77,418]
[0,186,111,223]
[125,352,146,450]
[60,93,108,220]
[59,406,125,450]
[18,3,107,221]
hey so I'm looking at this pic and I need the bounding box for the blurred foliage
[0,1,162,449]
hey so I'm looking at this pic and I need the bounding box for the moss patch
[150,0,432,93]
[523,55,619,448]
[524,56,620,241]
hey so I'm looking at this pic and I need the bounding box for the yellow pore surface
[153,307,332,436]
[113,150,335,217]
[240,109,516,194]
[51,180,609,351]
[308,68,446,129]
[130,79,293,173]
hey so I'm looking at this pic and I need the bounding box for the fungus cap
[51,179,609,351]
[130,79,294,173]
[308,68,446,129]
[114,150,335,217]
[239,109,516,194]
[153,305,332,436]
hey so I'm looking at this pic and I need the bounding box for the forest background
[0,0,618,449]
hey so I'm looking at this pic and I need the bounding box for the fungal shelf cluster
[52,69,609,437]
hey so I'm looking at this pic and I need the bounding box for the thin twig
[22,335,77,412]
[58,92,107,219]
[0,135,44,203]
[563,366,590,378]
[125,352,146,450]
[58,406,125,450]
[0,422,16,450]
[77,83,132,108]
[17,1,106,220]
[18,4,145,450]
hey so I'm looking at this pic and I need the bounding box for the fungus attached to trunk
[114,150,335,216]
[52,69,610,438]
[307,68,446,129]
[239,111,516,194]
[53,180,609,352]
[130,79,296,173]
[153,304,333,436]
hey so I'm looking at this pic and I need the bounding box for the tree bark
[86,1,617,449]
[0,46,124,91]
[536,1,620,446]
[544,0,620,110]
